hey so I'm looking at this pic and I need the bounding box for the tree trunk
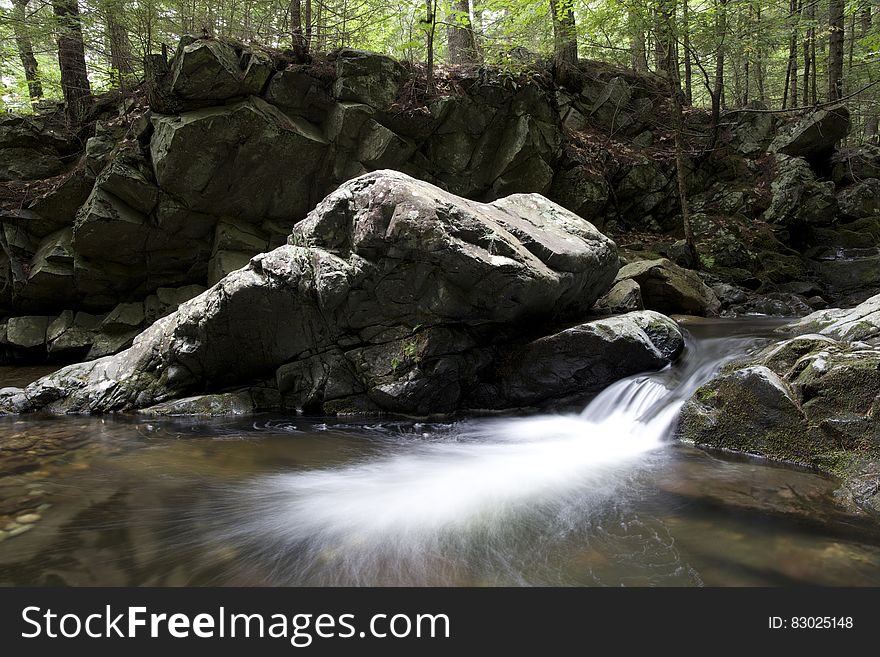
[550,0,578,68]
[11,0,43,101]
[105,1,134,86]
[782,0,798,109]
[662,10,697,268]
[304,0,312,53]
[756,3,765,102]
[828,0,844,101]
[802,0,813,105]
[53,0,92,124]
[425,0,437,92]
[682,0,692,103]
[629,9,648,73]
[654,0,673,75]
[290,0,305,58]
[447,0,477,64]
[713,0,727,114]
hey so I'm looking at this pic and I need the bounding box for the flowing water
[1,318,880,586]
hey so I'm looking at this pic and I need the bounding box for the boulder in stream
[0,171,686,416]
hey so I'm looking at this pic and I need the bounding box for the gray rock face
[151,98,329,221]
[614,258,721,316]
[770,105,850,161]
[166,38,273,109]
[0,171,686,417]
[836,179,880,220]
[763,155,837,228]
[333,49,405,110]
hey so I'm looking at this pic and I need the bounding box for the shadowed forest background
[1,0,878,142]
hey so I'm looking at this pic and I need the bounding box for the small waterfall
[204,326,771,585]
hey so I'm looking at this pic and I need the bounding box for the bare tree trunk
[828,0,844,101]
[682,0,692,103]
[662,9,697,268]
[447,0,477,64]
[756,2,765,102]
[802,0,813,105]
[105,1,134,86]
[290,0,305,58]
[11,0,43,101]
[654,0,673,75]
[304,0,312,52]
[629,8,648,73]
[425,0,437,92]
[53,0,92,124]
[550,0,578,68]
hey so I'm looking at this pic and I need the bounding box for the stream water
[1,318,880,586]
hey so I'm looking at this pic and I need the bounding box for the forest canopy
[0,0,878,141]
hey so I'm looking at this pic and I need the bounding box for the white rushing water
[208,328,770,584]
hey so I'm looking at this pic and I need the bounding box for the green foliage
[0,0,875,141]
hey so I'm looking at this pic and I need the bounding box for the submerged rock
[0,171,686,416]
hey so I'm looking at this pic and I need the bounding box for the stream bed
[1,318,879,586]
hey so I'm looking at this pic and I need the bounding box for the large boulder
[770,105,850,162]
[0,171,673,417]
[151,97,329,221]
[763,155,837,229]
[679,327,880,515]
[166,38,273,108]
[836,178,880,221]
[333,49,405,110]
[614,258,721,316]
[473,311,683,407]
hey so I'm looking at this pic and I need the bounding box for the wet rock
[476,311,684,407]
[679,329,880,514]
[614,258,721,316]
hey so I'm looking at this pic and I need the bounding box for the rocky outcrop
[0,171,688,417]
[3,37,878,366]
[678,293,880,516]
[769,105,850,162]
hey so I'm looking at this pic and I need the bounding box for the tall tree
[653,0,674,75]
[290,0,305,58]
[629,8,648,73]
[660,7,697,267]
[11,0,43,101]
[104,0,134,85]
[828,0,845,101]
[448,0,477,64]
[53,0,92,123]
[682,0,692,103]
[550,0,578,69]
